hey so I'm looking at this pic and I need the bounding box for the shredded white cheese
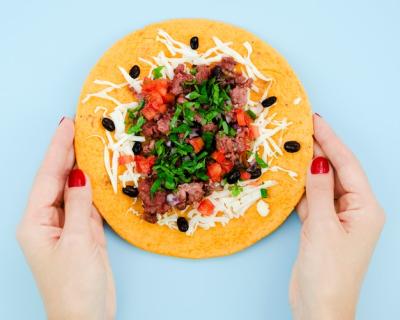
[293,97,302,105]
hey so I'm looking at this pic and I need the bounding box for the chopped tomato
[220,159,234,174]
[162,92,175,104]
[141,78,170,120]
[207,162,223,182]
[142,78,169,96]
[188,137,204,153]
[211,151,226,164]
[240,171,251,180]
[118,155,135,165]
[141,106,158,121]
[134,155,156,174]
[249,125,260,139]
[235,109,252,126]
[211,151,233,173]
[198,199,215,216]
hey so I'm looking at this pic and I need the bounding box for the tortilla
[75,19,313,258]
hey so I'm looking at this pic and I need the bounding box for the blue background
[1,0,399,319]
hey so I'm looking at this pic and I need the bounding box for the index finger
[313,115,372,195]
[27,118,75,213]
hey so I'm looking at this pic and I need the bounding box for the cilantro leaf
[127,116,146,134]
[260,188,268,198]
[246,109,257,120]
[229,184,243,197]
[152,66,164,79]
[255,153,268,168]
[150,178,162,196]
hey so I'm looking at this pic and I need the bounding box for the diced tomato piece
[220,159,234,174]
[141,106,158,120]
[142,78,168,95]
[235,109,252,126]
[198,199,215,216]
[188,137,204,153]
[141,78,170,119]
[240,171,251,180]
[207,162,223,182]
[211,151,226,164]
[211,151,233,173]
[157,103,167,114]
[118,155,135,165]
[162,92,175,104]
[249,125,260,139]
[134,155,156,174]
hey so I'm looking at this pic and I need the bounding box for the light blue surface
[1,0,399,319]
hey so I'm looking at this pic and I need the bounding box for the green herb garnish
[127,116,146,134]
[230,184,243,197]
[246,109,257,120]
[260,188,268,198]
[255,153,268,168]
[152,66,164,79]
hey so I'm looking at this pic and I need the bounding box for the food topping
[283,141,301,153]
[122,186,139,197]
[190,36,199,50]
[177,216,189,232]
[261,96,277,108]
[129,65,141,79]
[102,117,115,131]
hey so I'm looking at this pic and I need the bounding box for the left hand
[17,118,116,320]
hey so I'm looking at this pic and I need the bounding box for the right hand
[289,115,385,320]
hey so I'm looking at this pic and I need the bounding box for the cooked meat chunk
[195,65,211,83]
[157,114,170,134]
[141,120,160,138]
[138,179,170,222]
[170,64,194,95]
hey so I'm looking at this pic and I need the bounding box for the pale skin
[17,115,384,319]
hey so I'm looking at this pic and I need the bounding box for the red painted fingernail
[59,116,65,125]
[311,156,329,174]
[315,113,322,117]
[68,169,86,187]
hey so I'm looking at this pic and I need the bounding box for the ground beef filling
[129,57,260,223]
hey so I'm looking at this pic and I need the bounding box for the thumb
[63,168,92,235]
[306,145,336,223]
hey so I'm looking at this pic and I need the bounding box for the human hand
[17,118,116,320]
[289,115,385,320]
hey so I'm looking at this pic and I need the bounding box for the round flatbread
[75,19,313,258]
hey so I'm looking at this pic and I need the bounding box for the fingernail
[68,169,86,187]
[59,116,65,125]
[311,156,329,174]
[315,113,322,118]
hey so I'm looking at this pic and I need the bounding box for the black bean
[226,168,241,184]
[190,36,199,50]
[246,164,262,179]
[261,96,277,108]
[177,217,189,232]
[132,141,142,155]
[284,141,301,153]
[102,118,115,131]
[211,66,222,78]
[129,65,140,79]
[122,186,139,197]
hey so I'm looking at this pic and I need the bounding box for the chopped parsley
[230,184,243,197]
[260,188,268,198]
[127,116,146,134]
[255,152,268,169]
[152,66,164,79]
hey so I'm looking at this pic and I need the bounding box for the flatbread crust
[75,19,313,258]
